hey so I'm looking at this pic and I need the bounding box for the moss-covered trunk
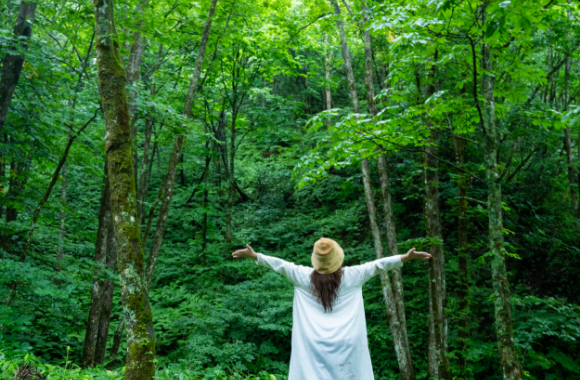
[481,37,523,380]
[0,1,37,134]
[94,1,155,378]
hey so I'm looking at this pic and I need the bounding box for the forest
[1,0,580,379]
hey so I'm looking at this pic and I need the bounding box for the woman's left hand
[231,244,258,261]
[401,248,431,263]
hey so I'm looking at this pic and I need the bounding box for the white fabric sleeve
[255,253,307,286]
[349,255,403,286]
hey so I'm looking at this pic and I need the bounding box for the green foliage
[2,0,580,379]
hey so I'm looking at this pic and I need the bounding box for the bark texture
[94,1,155,378]
[0,1,37,133]
[329,0,359,113]
[94,214,117,365]
[482,37,523,380]
[82,173,112,367]
[377,154,415,379]
[126,0,148,187]
[362,159,415,380]
[324,33,332,127]
[225,111,236,243]
[453,135,470,374]
[331,1,415,377]
[423,56,451,380]
[183,0,218,119]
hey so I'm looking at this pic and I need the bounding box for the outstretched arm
[231,244,258,261]
[401,247,431,262]
[352,247,431,285]
[231,245,308,286]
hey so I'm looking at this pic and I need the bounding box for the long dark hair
[310,268,344,312]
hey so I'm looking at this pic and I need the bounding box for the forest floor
[0,355,281,380]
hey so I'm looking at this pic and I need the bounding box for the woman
[231,237,431,380]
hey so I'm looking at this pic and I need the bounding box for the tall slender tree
[481,9,523,380]
[93,0,155,378]
[329,1,415,377]
[422,52,451,380]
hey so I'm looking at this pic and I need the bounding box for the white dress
[255,253,403,380]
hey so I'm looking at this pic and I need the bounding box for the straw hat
[311,238,344,274]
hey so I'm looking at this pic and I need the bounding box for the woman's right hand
[231,244,258,261]
[401,247,431,263]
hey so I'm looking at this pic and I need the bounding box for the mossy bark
[0,1,37,134]
[482,38,523,380]
[94,1,155,378]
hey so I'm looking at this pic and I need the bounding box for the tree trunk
[225,110,236,243]
[55,164,67,285]
[0,1,37,134]
[145,135,184,288]
[94,1,155,378]
[331,1,415,377]
[324,34,332,127]
[126,0,148,185]
[5,159,27,224]
[453,135,470,375]
[360,0,377,117]
[137,113,154,225]
[183,0,218,119]
[82,170,112,367]
[362,159,416,380]
[482,31,523,380]
[423,53,451,380]
[94,213,117,365]
[377,155,415,379]
[107,319,125,369]
[144,0,218,272]
[329,0,359,114]
[564,33,578,215]
[359,1,415,375]
[202,168,209,259]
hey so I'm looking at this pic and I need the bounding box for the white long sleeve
[346,255,403,287]
[255,253,311,288]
